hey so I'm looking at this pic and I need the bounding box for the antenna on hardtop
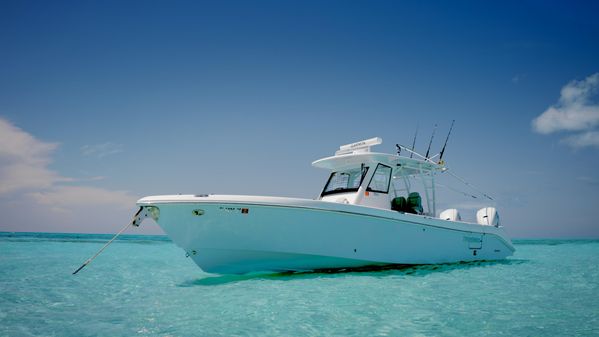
[409,123,419,158]
[425,124,437,159]
[439,120,455,162]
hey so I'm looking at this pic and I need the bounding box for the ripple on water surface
[0,233,598,336]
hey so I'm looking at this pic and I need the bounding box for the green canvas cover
[391,197,407,212]
[407,192,423,214]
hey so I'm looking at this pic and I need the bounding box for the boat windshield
[321,166,369,196]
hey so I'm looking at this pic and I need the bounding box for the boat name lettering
[219,207,250,214]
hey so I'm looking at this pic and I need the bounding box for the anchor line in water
[72,207,143,275]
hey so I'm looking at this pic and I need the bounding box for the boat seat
[391,197,407,212]
[406,192,423,214]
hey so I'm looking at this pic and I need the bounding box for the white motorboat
[135,137,514,274]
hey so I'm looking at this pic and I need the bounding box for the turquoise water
[1,233,597,337]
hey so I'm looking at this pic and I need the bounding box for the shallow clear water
[1,233,597,337]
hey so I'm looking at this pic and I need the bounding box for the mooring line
[72,207,142,275]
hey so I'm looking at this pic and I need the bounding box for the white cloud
[81,142,123,158]
[560,130,599,148]
[532,73,599,134]
[512,74,526,83]
[532,73,599,148]
[0,118,70,194]
[0,117,148,233]
[28,185,136,208]
[577,175,599,185]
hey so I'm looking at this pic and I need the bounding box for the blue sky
[1,0,598,237]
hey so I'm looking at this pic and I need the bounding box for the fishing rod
[410,123,419,159]
[396,144,440,165]
[439,120,455,162]
[425,124,437,159]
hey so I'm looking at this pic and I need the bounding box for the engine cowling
[439,208,461,221]
[476,207,499,227]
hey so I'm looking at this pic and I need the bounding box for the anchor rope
[72,207,142,275]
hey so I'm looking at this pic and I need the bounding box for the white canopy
[312,152,443,177]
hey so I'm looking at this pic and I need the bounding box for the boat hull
[137,195,515,274]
